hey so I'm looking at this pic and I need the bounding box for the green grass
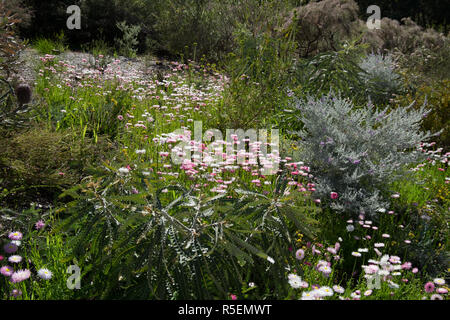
[33,32,68,55]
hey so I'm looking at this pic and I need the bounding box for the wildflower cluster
[1,230,52,298]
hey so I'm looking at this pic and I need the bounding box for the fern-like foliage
[56,163,319,299]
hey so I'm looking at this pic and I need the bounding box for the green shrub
[395,79,450,150]
[292,39,367,101]
[0,125,117,208]
[115,21,141,58]
[81,38,113,57]
[57,166,318,299]
[214,26,297,130]
[290,92,438,218]
[358,53,403,105]
[33,32,68,55]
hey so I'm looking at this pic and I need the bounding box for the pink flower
[35,220,46,230]
[330,192,338,199]
[1,266,14,276]
[436,288,448,294]
[389,256,401,264]
[364,290,373,296]
[10,269,31,283]
[424,282,435,293]
[401,262,412,270]
[295,249,305,260]
[8,231,23,241]
[230,294,237,300]
[412,268,418,274]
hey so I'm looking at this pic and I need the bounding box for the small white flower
[379,270,390,276]
[319,286,334,297]
[118,167,130,175]
[333,285,345,294]
[346,225,355,232]
[301,291,315,300]
[37,268,53,280]
[388,280,399,289]
[434,278,446,285]
[8,255,22,263]
[288,274,302,289]
[267,256,275,264]
[350,292,361,299]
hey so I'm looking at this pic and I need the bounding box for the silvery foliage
[292,92,440,218]
[358,53,402,105]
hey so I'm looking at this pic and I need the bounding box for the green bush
[33,31,68,55]
[57,166,318,299]
[292,40,367,101]
[115,21,141,58]
[290,91,437,218]
[214,26,297,130]
[395,79,450,150]
[0,125,117,208]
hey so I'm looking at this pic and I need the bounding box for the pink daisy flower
[8,255,22,264]
[35,220,46,230]
[8,231,23,241]
[295,249,305,261]
[1,266,14,276]
[436,288,448,294]
[10,269,31,283]
[424,282,435,293]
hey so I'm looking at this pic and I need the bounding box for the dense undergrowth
[0,0,448,300]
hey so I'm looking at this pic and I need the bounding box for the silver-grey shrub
[359,53,402,105]
[292,92,439,218]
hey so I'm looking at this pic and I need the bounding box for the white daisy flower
[319,286,334,297]
[37,268,53,280]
